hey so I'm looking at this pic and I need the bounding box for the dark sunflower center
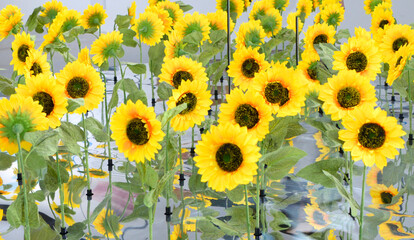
[30,62,43,76]
[176,92,197,115]
[379,20,389,29]
[33,91,55,116]
[392,37,409,52]
[386,223,411,236]
[313,210,327,226]
[380,192,393,204]
[264,82,289,106]
[346,51,368,72]
[358,123,386,149]
[313,34,328,45]
[336,87,361,108]
[215,143,243,172]
[66,77,90,98]
[126,118,149,145]
[234,104,259,129]
[17,45,30,62]
[241,58,260,78]
[172,71,193,88]
[307,67,318,81]
[395,56,403,67]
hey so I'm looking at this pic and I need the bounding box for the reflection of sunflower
[379,220,414,240]
[164,30,184,60]
[218,89,273,141]
[194,123,261,192]
[297,50,322,92]
[52,202,76,226]
[370,7,394,38]
[333,37,381,80]
[23,49,51,79]
[370,184,402,212]
[40,0,67,26]
[304,203,331,230]
[80,3,108,29]
[339,106,405,169]
[16,74,68,129]
[319,70,377,121]
[269,0,290,12]
[216,0,244,20]
[128,1,136,26]
[110,100,165,163]
[90,31,123,66]
[304,23,336,55]
[287,12,304,33]
[252,65,307,116]
[207,10,235,32]
[364,0,392,15]
[320,3,344,27]
[133,11,163,46]
[0,94,48,155]
[228,46,270,91]
[380,24,414,63]
[171,224,187,240]
[146,6,173,34]
[159,56,208,88]
[93,208,124,238]
[0,5,23,41]
[366,166,383,187]
[157,0,184,26]
[10,31,35,75]
[387,45,414,85]
[56,61,105,114]
[89,168,109,178]
[235,20,266,49]
[313,131,330,161]
[64,176,87,208]
[175,12,211,45]
[167,80,212,132]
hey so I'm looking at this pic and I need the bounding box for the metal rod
[227,0,231,93]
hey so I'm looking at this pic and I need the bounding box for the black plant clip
[86,189,93,201]
[391,95,396,103]
[114,76,117,84]
[17,173,22,186]
[318,107,324,117]
[399,113,404,124]
[259,189,266,204]
[339,147,344,157]
[190,147,195,158]
[409,133,414,146]
[254,227,262,240]
[107,159,114,172]
[60,227,68,239]
[179,173,185,187]
[199,127,204,134]
[214,90,219,100]
[151,98,156,107]
[220,76,224,83]
[208,109,212,116]
[165,206,172,222]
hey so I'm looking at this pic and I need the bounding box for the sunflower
[314,12,323,24]
[380,24,414,63]
[366,166,383,187]
[228,46,269,90]
[157,0,184,26]
[364,0,392,15]
[287,12,304,33]
[216,0,244,20]
[318,70,377,121]
[370,7,395,38]
[93,208,124,238]
[133,11,164,46]
[338,106,405,169]
[304,203,331,230]
[304,23,336,55]
[313,131,330,161]
[90,31,123,66]
[110,100,165,163]
[297,50,323,93]
[296,0,313,20]
[77,47,91,66]
[39,21,62,50]
[51,202,76,226]
[80,3,107,29]
[175,12,211,45]
[23,49,51,79]
[369,184,402,212]
[249,0,271,21]
[252,64,307,116]
[159,56,208,88]
[56,61,105,114]
[333,37,381,80]
[320,3,344,27]
[0,5,23,41]
[64,176,87,208]
[207,10,235,33]
[244,0,253,9]
[40,0,67,26]
[379,220,414,240]
[171,224,187,240]
[164,30,185,60]
[15,74,67,129]
[354,27,372,42]
[167,80,212,132]
[251,7,283,37]
[387,45,414,85]
[218,89,273,141]
[146,6,173,34]
[235,20,266,49]
[0,94,48,155]
[194,123,261,192]
[148,0,164,6]
[51,9,81,35]
[88,168,109,178]
[269,0,290,12]
[10,31,35,75]
[328,229,337,240]
[128,1,136,26]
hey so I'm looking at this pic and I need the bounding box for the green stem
[149,204,153,240]
[49,51,55,75]
[56,151,66,229]
[165,122,171,240]
[82,113,92,239]
[16,133,30,240]
[139,36,143,90]
[179,135,185,235]
[256,166,260,231]
[408,70,412,134]
[214,83,218,121]
[76,36,82,52]
[244,185,251,240]
[359,165,367,240]
[348,152,353,198]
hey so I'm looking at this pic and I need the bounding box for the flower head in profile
[128,1,136,25]
[93,208,124,238]
[80,3,108,29]
[235,20,266,49]
[216,0,244,20]
[91,31,123,66]
[207,10,235,33]
[40,0,67,26]
[157,0,184,26]
[369,184,402,212]
[0,5,24,41]
[364,0,392,15]
[320,3,344,27]
[269,0,290,12]
[287,12,304,33]
[159,56,208,88]
[133,11,164,46]
[175,12,211,45]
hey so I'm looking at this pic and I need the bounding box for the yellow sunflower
[164,30,184,60]
[313,131,330,161]
[218,89,273,141]
[304,203,331,230]
[146,6,173,34]
[15,74,68,129]
[90,31,123,66]
[110,100,165,163]
[174,12,211,45]
[51,202,75,226]
[297,50,323,93]
[0,5,23,41]
[387,44,414,85]
[194,123,261,192]
[354,27,372,42]
[379,220,414,240]
[133,11,164,46]
[364,0,392,15]
[51,9,81,35]
[80,3,108,29]
[370,7,395,38]
[366,166,383,187]
[159,56,208,88]
[171,224,187,240]
[39,21,62,50]
[235,20,266,49]
[23,49,52,79]
[207,10,235,33]
[77,47,91,66]
[333,37,381,80]
[252,65,307,116]
[167,80,212,132]
[249,0,271,21]
[318,70,377,121]
[148,0,163,6]
[64,176,86,208]
[287,12,304,33]
[56,61,105,114]
[269,0,290,12]
[157,0,184,26]
[128,1,136,26]
[227,46,270,91]
[251,7,283,37]
[320,3,344,27]
[0,94,48,155]
[216,0,244,20]
[380,24,414,63]
[369,184,402,212]
[314,12,323,24]
[296,0,313,19]
[10,31,35,75]
[40,0,67,26]
[89,168,109,178]
[338,106,405,169]
[244,0,253,10]
[304,23,336,56]
[93,208,124,238]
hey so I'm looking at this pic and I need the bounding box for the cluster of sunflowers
[0,0,414,239]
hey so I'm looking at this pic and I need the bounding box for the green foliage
[335,29,351,42]
[66,98,85,113]
[62,26,85,43]
[0,74,16,96]
[160,103,188,128]
[44,160,69,192]
[6,194,40,228]
[269,210,291,231]
[78,117,109,142]
[157,81,174,100]
[115,14,132,29]
[25,130,59,156]
[25,6,44,32]
[262,146,307,180]
[0,152,15,170]
[227,185,244,203]
[120,28,138,47]
[297,158,345,188]
[127,63,147,75]
[176,1,193,12]
[58,122,84,156]
[148,42,166,75]
[67,222,87,240]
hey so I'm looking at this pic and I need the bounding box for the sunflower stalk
[165,121,171,240]
[359,165,367,240]
[81,113,93,239]
[179,135,185,235]
[244,185,251,240]
[56,151,66,233]
[139,35,143,90]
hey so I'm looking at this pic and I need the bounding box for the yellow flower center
[346,51,368,72]
[33,91,55,116]
[358,123,386,149]
[336,87,361,108]
[264,82,289,106]
[67,77,90,98]
[126,118,149,145]
[234,104,259,129]
[176,92,197,115]
[241,58,260,78]
[215,143,243,172]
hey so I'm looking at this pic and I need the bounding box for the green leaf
[58,122,83,155]
[88,195,110,223]
[26,6,44,32]
[269,210,291,231]
[212,60,228,85]
[297,158,345,188]
[285,119,307,139]
[145,166,159,189]
[209,218,241,236]
[322,129,343,148]
[148,42,166,75]
[182,31,203,45]
[25,151,47,171]
[120,28,138,47]
[210,30,227,45]
[335,29,351,41]
[197,219,225,240]
[6,194,40,228]
[261,146,306,167]
[176,1,193,12]
[189,173,207,194]
[67,176,88,207]
[44,161,69,192]
[78,117,109,142]
[160,103,187,128]
[31,190,46,202]
[0,152,15,170]
[25,130,59,156]
[67,222,86,240]
[127,63,147,75]
[227,185,244,203]
[66,98,85,113]
[62,26,85,43]
[115,15,132,29]
[0,75,16,96]
[157,81,174,101]
[31,218,60,240]
[198,46,221,66]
